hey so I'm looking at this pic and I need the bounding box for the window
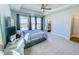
[11,18,15,26]
[31,17,35,30]
[20,16,28,31]
[37,17,41,29]
[7,17,15,27]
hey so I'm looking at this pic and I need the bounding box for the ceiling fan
[41,4,51,13]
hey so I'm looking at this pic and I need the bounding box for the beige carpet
[24,32,79,55]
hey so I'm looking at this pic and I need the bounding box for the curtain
[29,16,32,30]
[35,16,37,29]
[41,17,43,30]
[16,14,20,30]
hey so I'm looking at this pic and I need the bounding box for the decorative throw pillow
[24,33,30,43]
[10,34,16,42]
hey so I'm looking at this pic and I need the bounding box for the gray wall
[0,4,11,47]
[0,19,3,45]
[11,10,43,26]
[46,5,79,40]
[11,10,44,31]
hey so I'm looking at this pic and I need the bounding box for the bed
[0,45,4,55]
[22,30,47,48]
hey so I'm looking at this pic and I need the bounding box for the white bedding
[0,45,4,55]
[23,30,47,43]
[4,38,25,55]
[0,51,4,55]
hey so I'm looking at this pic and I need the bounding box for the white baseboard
[51,32,70,40]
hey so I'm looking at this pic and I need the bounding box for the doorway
[70,14,79,43]
[47,17,51,32]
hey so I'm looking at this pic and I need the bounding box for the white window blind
[31,17,35,30]
[37,17,41,29]
[20,16,28,31]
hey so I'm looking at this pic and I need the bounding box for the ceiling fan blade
[42,4,48,7]
[42,4,44,6]
[44,8,51,10]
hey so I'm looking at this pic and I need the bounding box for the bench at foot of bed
[24,37,46,49]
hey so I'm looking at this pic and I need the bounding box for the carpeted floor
[24,32,79,55]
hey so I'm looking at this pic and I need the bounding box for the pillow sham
[10,34,16,42]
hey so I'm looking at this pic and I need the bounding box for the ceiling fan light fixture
[41,4,51,10]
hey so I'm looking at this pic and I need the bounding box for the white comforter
[0,45,4,55]
[23,30,47,43]
[0,51,4,55]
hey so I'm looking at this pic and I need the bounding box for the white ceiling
[9,4,77,15]
[21,4,65,12]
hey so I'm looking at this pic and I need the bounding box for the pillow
[24,33,30,43]
[10,34,16,42]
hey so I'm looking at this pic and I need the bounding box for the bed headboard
[8,26,16,36]
[5,26,16,47]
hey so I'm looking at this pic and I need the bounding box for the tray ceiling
[9,4,76,15]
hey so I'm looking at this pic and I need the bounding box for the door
[47,18,51,32]
[71,15,79,37]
